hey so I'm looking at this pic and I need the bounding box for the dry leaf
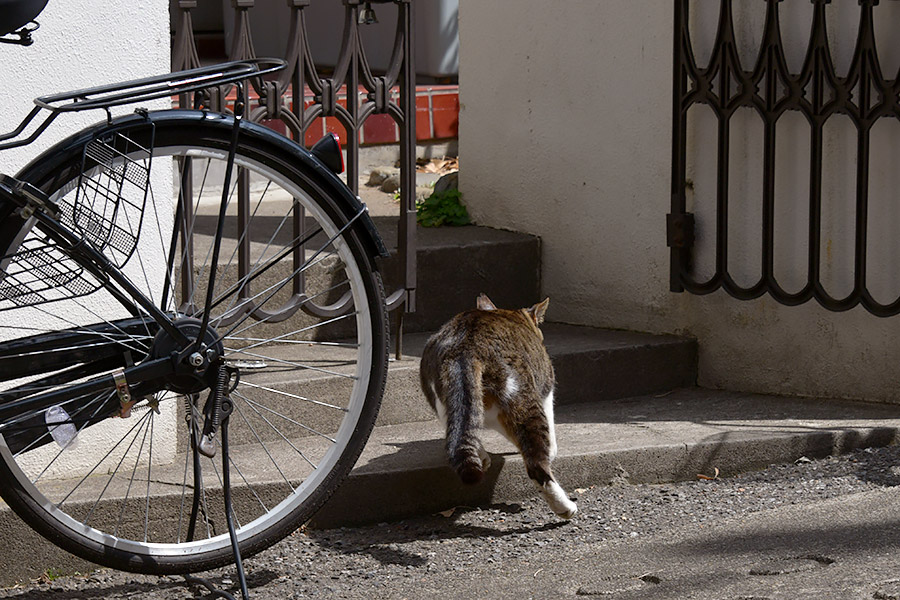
[697,467,720,481]
[416,157,459,174]
[438,508,455,518]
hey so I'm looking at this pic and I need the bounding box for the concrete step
[189,196,543,334]
[373,219,543,334]
[312,388,900,528]
[394,323,698,407]
[218,323,699,439]
[190,210,544,337]
[4,388,900,583]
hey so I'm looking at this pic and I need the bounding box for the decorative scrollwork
[671,0,900,316]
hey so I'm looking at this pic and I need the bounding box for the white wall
[0,1,177,471]
[0,0,171,173]
[459,0,900,403]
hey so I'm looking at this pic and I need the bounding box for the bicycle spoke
[231,400,294,490]
[114,415,152,538]
[0,125,385,571]
[184,169,238,313]
[240,395,338,442]
[221,286,352,351]
[79,410,156,521]
[224,337,359,349]
[226,312,358,355]
[176,422,192,544]
[144,413,154,542]
[204,224,328,317]
[27,302,152,356]
[199,218,354,342]
[232,389,317,470]
[222,439,268,520]
[217,179,282,317]
[226,347,357,379]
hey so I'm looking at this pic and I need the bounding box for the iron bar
[171,0,417,321]
[671,0,900,316]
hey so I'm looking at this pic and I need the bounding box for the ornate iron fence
[669,0,900,316]
[171,0,417,327]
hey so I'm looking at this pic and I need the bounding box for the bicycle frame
[0,59,289,447]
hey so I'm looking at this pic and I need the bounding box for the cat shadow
[306,508,569,568]
[311,437,569,568]
[307,429,575,568]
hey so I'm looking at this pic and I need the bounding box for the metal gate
[669,0,900,316]
[172,0,417,319]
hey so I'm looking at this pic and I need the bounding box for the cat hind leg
[528,462,577,520]
[542,389,558,461]
[516,414,577,519]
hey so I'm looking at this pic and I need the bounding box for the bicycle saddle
[0,0,48,36]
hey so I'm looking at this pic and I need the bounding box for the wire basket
[0,129,154,310]
[63,130,153,268]
[0,238,99,309]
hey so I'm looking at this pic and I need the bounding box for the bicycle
[0,0,389,579]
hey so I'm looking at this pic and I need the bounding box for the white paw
[541,480,578,520]
[555,498,577,520]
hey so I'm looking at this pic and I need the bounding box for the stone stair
[314,388,900,528]
[373,217,543,334]
[375,324,697,428]
[4,223,900,585]
[307,223,900,530]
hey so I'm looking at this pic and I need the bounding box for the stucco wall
[459,0,900,402]
[0,0,171,172]
[0,1,176,470]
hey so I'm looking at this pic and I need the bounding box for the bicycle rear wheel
[0,111,388,573]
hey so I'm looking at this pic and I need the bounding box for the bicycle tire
[0,110,388,574]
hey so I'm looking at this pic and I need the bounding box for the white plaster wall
[0,0,171,173]
[459,0,900,403]
[0,1,179,470]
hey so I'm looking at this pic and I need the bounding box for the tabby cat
[419,294,577,519]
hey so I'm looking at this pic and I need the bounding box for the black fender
[15,109,389,269]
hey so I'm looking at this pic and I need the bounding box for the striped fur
[419,294,577,519]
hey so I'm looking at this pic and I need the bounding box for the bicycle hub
[150,316,224,394]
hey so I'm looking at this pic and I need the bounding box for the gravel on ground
[1,444,899,599]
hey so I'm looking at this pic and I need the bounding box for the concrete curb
[3,388,900,584]
[311,388,900,527]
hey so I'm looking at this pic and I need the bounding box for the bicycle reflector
[311,133,344,175]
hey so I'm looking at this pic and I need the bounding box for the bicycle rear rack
[0,58,286,151]
[0,59,287,311]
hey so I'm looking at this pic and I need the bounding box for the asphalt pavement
[2,442,900,599]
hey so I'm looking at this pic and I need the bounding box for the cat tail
[443,356,486,485]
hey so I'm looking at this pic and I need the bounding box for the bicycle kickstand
[183,363,250,599]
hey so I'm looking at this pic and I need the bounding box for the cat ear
[528,298,550,324]
[476,293,497,311]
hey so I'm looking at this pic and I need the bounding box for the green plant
[416,189,470,227]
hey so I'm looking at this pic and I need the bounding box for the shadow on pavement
[306,505,568,568]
